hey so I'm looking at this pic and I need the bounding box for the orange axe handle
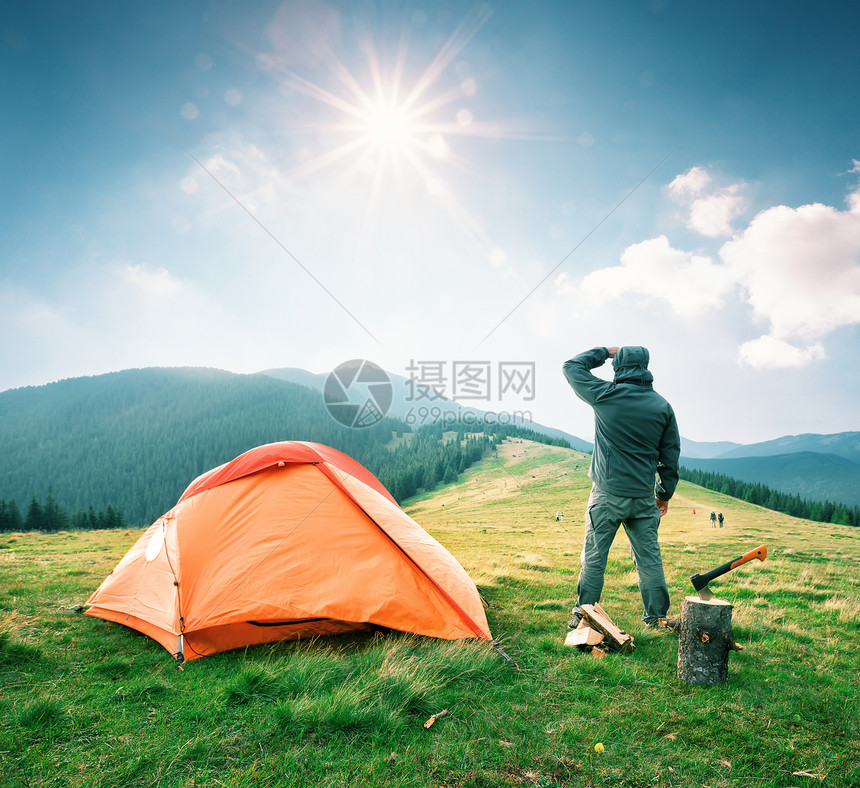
[730,545,767,569]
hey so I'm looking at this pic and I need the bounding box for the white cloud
[667,166,711,198]
[126,264,183,297]
[721,191,860,363]
[737,336,826,369]
[688,185,745,237]
[575,235,735,318]
[668,166,746,238]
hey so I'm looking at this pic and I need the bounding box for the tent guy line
[188,151,384,347]
[475,151,673,348]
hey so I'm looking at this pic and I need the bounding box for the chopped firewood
[564,624,605,649]
[423,709,449,729]
[591,646,609,659]
[580,603,635,653]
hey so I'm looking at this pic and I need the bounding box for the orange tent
[86,441,491,662]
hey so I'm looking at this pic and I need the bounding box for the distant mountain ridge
[0,367,405,524]
[680,432,860,508]
[713,432,860,465]
[680,437,743,459]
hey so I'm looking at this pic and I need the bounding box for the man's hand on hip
[656,498,669,516]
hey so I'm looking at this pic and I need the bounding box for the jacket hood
[612,346,653,387]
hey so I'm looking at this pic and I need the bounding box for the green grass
[1,440,858,787]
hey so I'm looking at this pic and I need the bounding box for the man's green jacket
[563,346,680,500]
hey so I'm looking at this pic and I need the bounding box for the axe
[690,545,767,601]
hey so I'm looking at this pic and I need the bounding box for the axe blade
[690,571,716,601]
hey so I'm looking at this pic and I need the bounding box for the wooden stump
[677,596,741,685]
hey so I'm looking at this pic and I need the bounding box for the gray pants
[575,485,670,624]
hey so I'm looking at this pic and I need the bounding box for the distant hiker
[563,346,680,630]
[710,511,717,528]
[555,511,561,521]
[718,512,724,528]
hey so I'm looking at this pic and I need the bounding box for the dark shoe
[645,617,678,632]
[567,610,583,630]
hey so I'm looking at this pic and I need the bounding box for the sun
[261,6,562,250]
[363,100,413,149]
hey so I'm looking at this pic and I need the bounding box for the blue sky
[2,1,859,444]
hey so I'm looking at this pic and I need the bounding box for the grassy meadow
[1,440,858,787]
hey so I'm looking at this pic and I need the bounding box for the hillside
[408,439,860,602]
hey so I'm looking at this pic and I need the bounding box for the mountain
[680,437,743,459]
[260,366,594,452]
[0,367,575,527]
[679,451,860,507]
[0,368,408,525]
[679,432,860,507]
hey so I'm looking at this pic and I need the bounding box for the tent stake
[492,641,520,671]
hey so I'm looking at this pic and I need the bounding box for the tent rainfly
[86,441,492,662]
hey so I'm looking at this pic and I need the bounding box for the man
[563,346,680,629]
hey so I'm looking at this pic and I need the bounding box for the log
[677,596,741,685]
